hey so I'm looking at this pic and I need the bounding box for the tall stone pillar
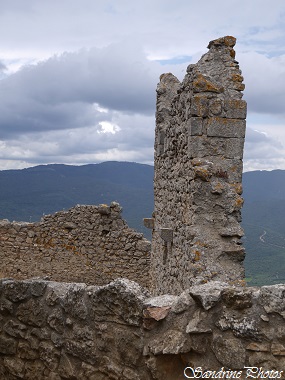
[150,36,247,295]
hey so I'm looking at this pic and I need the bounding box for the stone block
[0,334,17,354]
[208,35,236,48]
[211,158,243,183]
[207,117,246,138]
[228,160,244,183]
[194,165,212,181]
[206,137,228,157]
[189,281,229,310]
[147,330,190,355]
[64,222,77,230]
[158,130,165,145]
[30,280,47,297]
[58,353,76,378]
[225,138,244,159]
[232,82,245,91]
[186,309,212,333]
[222,288,253,309]
[3,357,25,378]
[209,99,223,116]
[188,136,205,158]
[219,226,244,238]
[0,297,13,314]
[143,218,154,229]
[190,96,209,117]
[212,335,246,368]
[172,291,195,313]
[137,240,151,252]
[16,298,48,327]
[3,281,30,302]
[271,342,285,356]
[188,117,203,136]
[193,73,223,93]
[143,306,171,322]
[157,130,166,156]
[18,341,39,360]
[210,181,224,194]
[4,320,27,338]
[259,285,285,317]
[224,99,247,119]
[246,342,271,352]
[98,205,111,215]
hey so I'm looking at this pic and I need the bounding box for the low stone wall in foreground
[0,278,284,379]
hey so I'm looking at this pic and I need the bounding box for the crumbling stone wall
[0,203,150,288]
[0,278,284,379]
[0,36,284,379]
[149,36,247,295]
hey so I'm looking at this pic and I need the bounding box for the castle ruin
[149,36,247,295]
[0,37,284,379]
[0,203,150,288]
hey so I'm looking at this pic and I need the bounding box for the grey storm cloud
[245,128,284,160]
[1,42,284,142]
[0,43,161,138]
[0,61,7,72]
[0,61,7,80]
[0,0,285,171]
[240,51,285,115]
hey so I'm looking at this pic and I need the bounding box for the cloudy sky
[0,0,285,172]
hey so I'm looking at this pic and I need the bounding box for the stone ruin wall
[0,36,284,379]
[149,36,247,295]
[0,203,150,288]
[0,278,284,379]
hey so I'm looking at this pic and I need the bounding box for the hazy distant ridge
[0,162,284,286]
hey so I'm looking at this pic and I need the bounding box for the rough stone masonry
[0,36,284,379]
[0,203,151,288]
[0,278,284,379]
[149,36,247,295]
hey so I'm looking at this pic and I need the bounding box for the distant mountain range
[242,170,285,286]
[0,161,284,286]
[0,162,154,236]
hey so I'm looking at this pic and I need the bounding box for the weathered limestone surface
[151,36,247,295]
[0,279,284,379]
[0,203,150,288]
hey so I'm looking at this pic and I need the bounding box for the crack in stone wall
[150,36,247,295]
